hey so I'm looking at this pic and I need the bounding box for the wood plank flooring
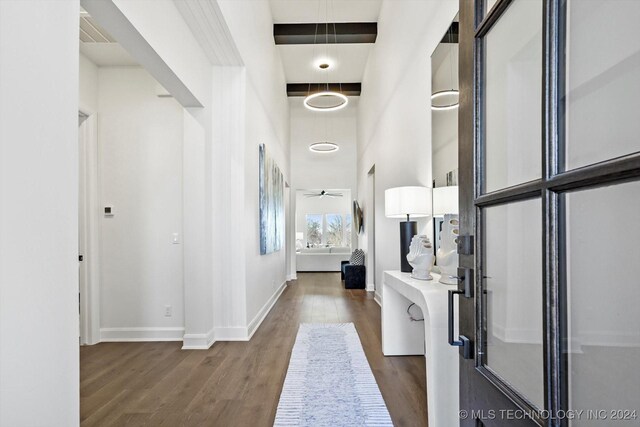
[80,272,428,426]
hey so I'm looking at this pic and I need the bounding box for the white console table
[382,270,460,427]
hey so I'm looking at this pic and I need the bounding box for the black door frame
[458,0,640,425]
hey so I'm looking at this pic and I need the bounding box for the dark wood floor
[80,272,428,426]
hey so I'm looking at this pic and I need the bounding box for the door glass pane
[565,0,640,170]
[484,0,542,193]
[566,181,640,424]
[485,0,499,17]
[484,198,544,409]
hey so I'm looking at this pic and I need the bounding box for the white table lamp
[432,186,459,215]
[385,186,432,272]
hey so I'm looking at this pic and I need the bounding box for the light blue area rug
[274,323,393,426]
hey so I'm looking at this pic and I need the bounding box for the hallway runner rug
[274,323,393,426]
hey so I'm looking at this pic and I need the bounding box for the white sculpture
[436,214,459,285]
[406,235,435,280]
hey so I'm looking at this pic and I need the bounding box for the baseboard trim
[366,283,375,292]
[182,328,216,350]
[214,326,249,341]
[374,292,382,307]
[100,327,185,342]
[213,280,288,342]
[247,280,287,340]
[286,274,297,281]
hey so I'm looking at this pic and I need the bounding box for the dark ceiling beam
[440,22,459,43]
[287,83,361,97]
[274,23,377,45]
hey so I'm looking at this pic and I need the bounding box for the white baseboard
[100,327,184,342]
[366,283,375,292]
[182,328,216,350]
[247,280,287,340]
[214,280,287,342]
[286,274,297,281]
[374,292,382,307]
[491,324,542,345]
[214,326,249,341]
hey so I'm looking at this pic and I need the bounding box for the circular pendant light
[304,91,348,112]
[432,25,459,111]
[431,89,459,110]
[309,142,339,153]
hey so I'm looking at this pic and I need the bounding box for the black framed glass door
[456,0,640,425]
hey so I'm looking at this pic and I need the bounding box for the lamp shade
[433,186,459,215]
[384,186,432,218]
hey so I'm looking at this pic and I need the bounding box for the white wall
[357,0,459,300]
[216,0,291,335]
[290,98,358,274]
[182,110,213,348]
[86,0,212,108]
[431,43,458,187]
[0,1,80,425]
[290,100,358,192]
[80,53,99,114]
[244,79,290,328]
[98,67,186,340]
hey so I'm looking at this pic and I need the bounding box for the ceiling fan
[304,190,343,198]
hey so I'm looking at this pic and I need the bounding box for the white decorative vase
[406,235,434,280]
[436,214,459,285]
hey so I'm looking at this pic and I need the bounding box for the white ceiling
[279,44,372,83]
[79,43,139,67]
[270,0,382,23]
[270,0,382,90]
[79,7,138,67]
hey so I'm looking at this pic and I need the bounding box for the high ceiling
[270,0,382,96]
[79,7,138,66]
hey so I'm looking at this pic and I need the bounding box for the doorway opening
[366,165,376,295]
[295,189,353,273]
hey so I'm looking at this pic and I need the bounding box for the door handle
[448,289,473,359]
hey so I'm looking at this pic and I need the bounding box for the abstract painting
[259,144,284,255]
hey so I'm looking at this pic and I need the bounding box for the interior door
[456,0,640,426]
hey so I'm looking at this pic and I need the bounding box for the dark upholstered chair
[341,260,366,289]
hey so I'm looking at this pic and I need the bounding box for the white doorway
[78,113,100,345]
[366,166,376,293]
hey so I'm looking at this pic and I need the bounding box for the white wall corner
[182,328,216,350]
[100,327,185,342]
[247,281,287,340]
[173,0,243,66]
[286,274,297,281]
[214,326,250,341]
[366,283,375,292]
[374,292,382,307]
[214,280,287,342]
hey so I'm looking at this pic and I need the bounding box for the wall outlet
[164,305,172,317]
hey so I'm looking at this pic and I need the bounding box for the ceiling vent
[79,10,116,43]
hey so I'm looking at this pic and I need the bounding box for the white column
[0,1,80,425]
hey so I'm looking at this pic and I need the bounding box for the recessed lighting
[314,58,334,70]
[304,91,348,112]
[309,142,339,153]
